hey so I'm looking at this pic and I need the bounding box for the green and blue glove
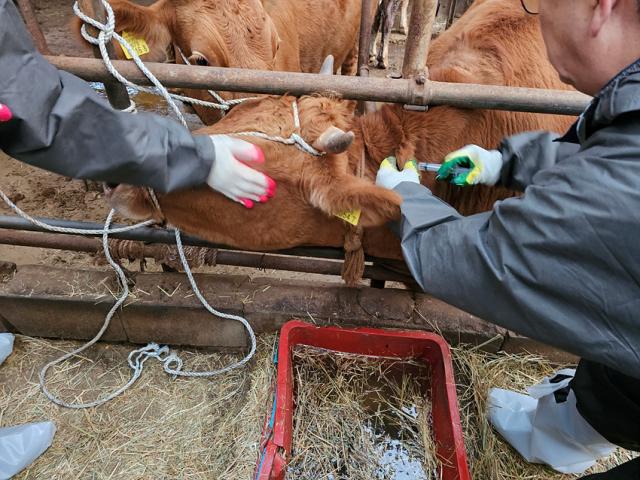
[437,145,503,186]
[375,156,420,190]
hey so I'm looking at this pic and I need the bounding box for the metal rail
[0,215,410,280]
[46,56,591,115]
[0,230,411,282]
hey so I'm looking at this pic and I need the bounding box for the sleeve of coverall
[497,131,580,191]
[392,176,639,376]
[0,0,214,193]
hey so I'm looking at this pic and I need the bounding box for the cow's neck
[348,103,477,179]
[348,103,517,217]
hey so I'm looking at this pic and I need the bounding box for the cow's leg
[392,0,409,35]
[341,45,359,75]
[376,0,402,69]
[369,0,384,64]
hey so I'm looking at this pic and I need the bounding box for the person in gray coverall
[376,0,639,478]
[0,0,276,208]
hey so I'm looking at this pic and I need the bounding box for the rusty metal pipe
[0,229,411,282]
[357,0,374,77]
[402,0,439,81]
[0,214,345,259]
[46,56,590,115]
[15,0,51,55]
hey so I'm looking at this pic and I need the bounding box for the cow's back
[265,0,367,74]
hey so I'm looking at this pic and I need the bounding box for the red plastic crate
[255,320,471,480]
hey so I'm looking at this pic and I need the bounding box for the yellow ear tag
[335,209,361,226]
[120,31,150,60]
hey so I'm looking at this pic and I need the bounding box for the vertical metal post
[80,0,132,110]
[357,0,374,78]
[401,0,439,82]
[356,0,375,114]
[15,0,52,55]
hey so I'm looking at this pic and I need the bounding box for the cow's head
[105,91,401,250]
[76,0,281,123]
[88,0,280,68]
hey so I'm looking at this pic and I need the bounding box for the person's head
[522,0,640,95]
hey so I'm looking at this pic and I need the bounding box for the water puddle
[89,82,204,129]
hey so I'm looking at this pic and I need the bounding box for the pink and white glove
[206,135,276,209]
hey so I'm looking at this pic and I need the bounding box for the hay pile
[0,335,277,479]
[454,347,638,479]
[288,347,438,479]
[0,335,636,479]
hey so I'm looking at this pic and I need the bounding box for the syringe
[418,162,470,177]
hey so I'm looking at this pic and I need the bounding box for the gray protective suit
[0,0,214,193]
[394,59,640,379]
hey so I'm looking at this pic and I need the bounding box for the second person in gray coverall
[376,0,640,478]
[0,0,275,209]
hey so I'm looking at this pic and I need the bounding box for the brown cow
[104,0,576,278]
[84,0,364,124]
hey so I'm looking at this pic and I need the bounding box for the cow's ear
[308,177,402,227]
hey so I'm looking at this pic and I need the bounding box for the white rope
[162,229,257,377]
[38,210,166,408]
[0,191,258,407]
[0,189,154,234]
[235,102,325,157]
[175,47,258,114]
[30,207,256,407]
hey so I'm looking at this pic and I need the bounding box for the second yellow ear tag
[120,31,150,59]
[335,209,361,226]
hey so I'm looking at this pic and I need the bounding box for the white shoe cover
[488,369,616,474]
[0,421,56,479]
[0,333,14,366]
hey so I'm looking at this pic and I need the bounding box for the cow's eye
[189,51,209,67]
